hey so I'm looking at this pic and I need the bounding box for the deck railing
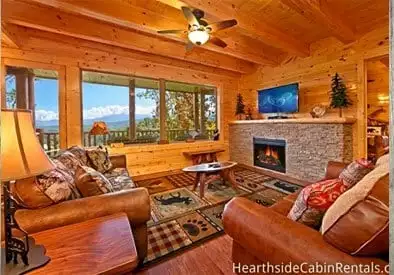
[37,128,215,154]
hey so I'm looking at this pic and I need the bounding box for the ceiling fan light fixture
[188,30,210,45]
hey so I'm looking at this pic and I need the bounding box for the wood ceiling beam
[176,0,310,57]
[280,0,357,44]
[1,23,22,48]
[22,0,279,66]
[6,24,242,79]
[3,0,255,74]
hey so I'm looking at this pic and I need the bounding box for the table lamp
[1,109,55,274]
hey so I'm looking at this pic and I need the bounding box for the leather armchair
[223,162,388,275]
[12,154,150,261]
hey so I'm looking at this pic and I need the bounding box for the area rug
[136,177,175,194]
[135,166,302,266]
[150,188,207,221]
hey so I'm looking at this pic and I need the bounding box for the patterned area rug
[135,166,302,266]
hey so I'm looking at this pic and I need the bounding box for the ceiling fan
[158,7,237,50]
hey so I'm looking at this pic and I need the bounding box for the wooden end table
[27,213,138,275]
[183,161,238,198]
[183,149,225,165]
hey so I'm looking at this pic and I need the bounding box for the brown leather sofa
[11,155,150,262]
[223,161,388,275]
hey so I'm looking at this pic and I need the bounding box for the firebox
[253,137,286,173]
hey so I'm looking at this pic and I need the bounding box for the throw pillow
[339,158,374,186]
[104,168,136,191]
[75,165,114,197]
[55,151,85,176]
[288,178,347,229]
[321,160,389,256]
[67,146,88,165]
[86,146,113,173]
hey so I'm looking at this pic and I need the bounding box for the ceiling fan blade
[209,37,227,48]
[158,29,186,34]
[182,6,200,27]
[207,19,237,33]
[186,41,194,51]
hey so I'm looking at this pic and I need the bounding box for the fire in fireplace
[254,137,286,173]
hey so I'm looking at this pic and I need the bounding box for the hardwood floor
[135,235,235,275]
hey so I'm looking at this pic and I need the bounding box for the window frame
[80,69,218,145]
[1,58,67,149]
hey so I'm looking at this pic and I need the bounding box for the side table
[27,213,138,274]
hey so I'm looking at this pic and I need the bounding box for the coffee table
[27,213,138,274]
[183,161,238,198]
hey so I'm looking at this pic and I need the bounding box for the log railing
[37,128,215,154]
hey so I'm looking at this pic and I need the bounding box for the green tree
[330,73,352,117]
[137,88,217,140]
[235,93,245,119]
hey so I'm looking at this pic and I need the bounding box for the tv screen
[258,83,299,113]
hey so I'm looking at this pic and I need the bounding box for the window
[5,67,60,155]
[81,71,217,146]
[82,71,159,146]
[165,81,217,141]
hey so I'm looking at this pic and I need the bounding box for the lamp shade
[1,109,55,181]
[89,121,109,135]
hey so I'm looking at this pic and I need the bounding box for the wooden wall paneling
[159,79,167,143]
[366,59,389,122]
[2,23,240,176]
[58,66,67,149]
[28,72,35,123]
[356,59,367,158]
[109,141,229,176]
[3,0,254,74]
[15,69,28,109]
[1,60,6,108]
[24,0,280,66]
[280,0,357,44]
[238,26,389,160]
[65,66,82,146]
[178,0,310,57]
[2,58,68,148]
[0,25,243,80]
[129,79,136,141]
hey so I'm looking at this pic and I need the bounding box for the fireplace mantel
[229,117,356,125]
[229,120,354,181]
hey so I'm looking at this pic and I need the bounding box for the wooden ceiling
[1,0,389,74]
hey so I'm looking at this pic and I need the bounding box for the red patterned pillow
[288,178,348,229]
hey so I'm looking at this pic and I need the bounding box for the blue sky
[6,77,156,121]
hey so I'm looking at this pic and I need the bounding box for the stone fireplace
[254,137,286,173]
[229,118,355,181]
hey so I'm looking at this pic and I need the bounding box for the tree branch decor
[235,93,246,120]
[329,73,352,117]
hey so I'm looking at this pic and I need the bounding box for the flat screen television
[258,83,299,113]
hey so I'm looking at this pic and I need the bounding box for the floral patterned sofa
[10,146,150,261]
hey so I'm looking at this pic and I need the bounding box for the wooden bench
[183,149,225,165]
